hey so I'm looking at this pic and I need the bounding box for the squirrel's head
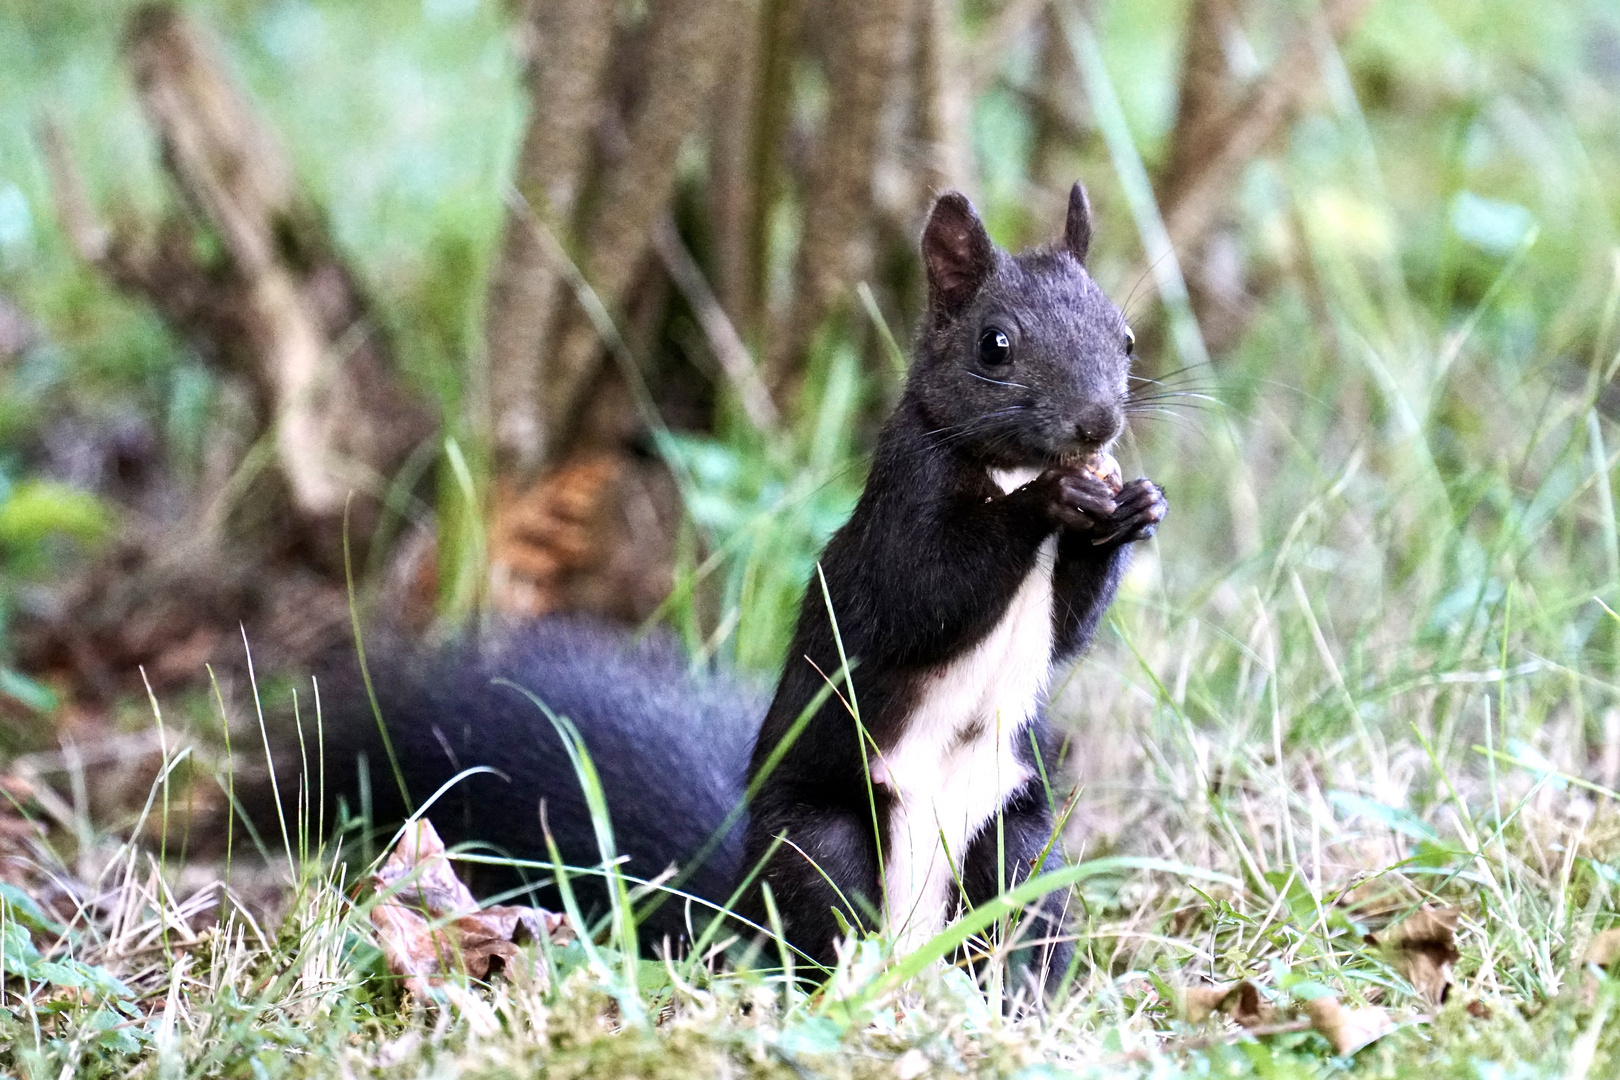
[911,182,1133,470]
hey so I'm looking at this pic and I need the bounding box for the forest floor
[2,583,1618,1080]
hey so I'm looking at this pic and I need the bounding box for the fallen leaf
[1370,905,1461,1007]
[894,1047,930,1079]
[368,819,563,998]
[373,819,480,913]
[1181,984,1231,1024]
[1583,928,1620,969]
[1304,995,1396,1055]
[1180,980,1271,1027]
[1576,927,1620,1005]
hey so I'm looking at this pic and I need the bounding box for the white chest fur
[879,465,1056,952]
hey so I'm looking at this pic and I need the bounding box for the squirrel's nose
[1074,403,1122,447]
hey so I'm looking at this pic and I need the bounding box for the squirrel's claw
[1091,478,1166,546]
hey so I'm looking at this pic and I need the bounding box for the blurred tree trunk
[769,0,909,392]
[744,0,805,338]
[543,0,750,451]
[33,3,433,696]
[913,0,973,196]
[1159,0,1244,216]
[484,0,617,478]
[1116,0,1374,355]
[479,0,752,621]
[707,4,768,330]
[46,4,432,571]
[1150,0,1374,267]
[1157,0,1251,350]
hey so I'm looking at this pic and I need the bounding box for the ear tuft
[1065,181,1092,264]
[921,192,995,314]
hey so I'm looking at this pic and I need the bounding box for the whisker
[910,407,1039,460]
[1126,391,1224,407]
[919,406,1030,440]
[1126,380,1223,396]
[966,372,1032,390]
[1129,361,1216,387]
[918,410,1030,447]
[1125,400,1221,415]
[1125,408,1202,432]
[1119,246,1179,322]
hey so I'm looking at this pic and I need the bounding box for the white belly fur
[880,465,1055,952]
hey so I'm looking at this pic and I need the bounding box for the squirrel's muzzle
[1071,402,1123,448]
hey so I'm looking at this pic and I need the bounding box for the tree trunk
[769,0,910,391]
[483,0,618,477]
[48,4,433,572]
[1158,0,1244,215]
[30,3,433,697]
[540,0,752,454]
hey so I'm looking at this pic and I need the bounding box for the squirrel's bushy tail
[272,617,762,948]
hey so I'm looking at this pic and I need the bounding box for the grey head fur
[912,181,1133,471]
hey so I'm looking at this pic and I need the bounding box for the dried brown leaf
[1583,928,1620,969]
[1181,984,1232,1024]
[368,899,447,998]
[1370,905,1461,1007]
[1304,995,1396,1056]
[368,818,563,996]
[1576,927,1620,1006]
[1180,980,1271,1027]
[373,819,478,913]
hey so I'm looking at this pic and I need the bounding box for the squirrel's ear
[922,192,995,313]
[1065,181,1092,264]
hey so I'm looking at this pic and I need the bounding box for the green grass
[7,0,1620,1075]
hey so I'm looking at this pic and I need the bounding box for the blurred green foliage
[0,0,1619,706]
[0,471,111,715]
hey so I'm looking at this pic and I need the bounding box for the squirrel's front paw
[1043,470,1119,535]
[1090,478,1167,546]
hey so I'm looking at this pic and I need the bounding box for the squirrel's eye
[1124,326,1136,356]
[978,328,1012,366]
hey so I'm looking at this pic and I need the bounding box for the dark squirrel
[293,182,1165,993]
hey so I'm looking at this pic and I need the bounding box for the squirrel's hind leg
[957,783,1076,1002]
[743,803,882,970]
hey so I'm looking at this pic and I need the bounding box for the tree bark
[1154,0,1374,265]
[26,5,439,699]
[540,0,751,456]
[913,0,974,196]
[708,3,768,333]
[47,4,433,571]
[769,0,910,390]
[483,0,618,477]
[746,0,805,339]
[1158,0,1244,214]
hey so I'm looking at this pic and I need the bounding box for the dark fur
[290,183,1163,993]
[293,619,764,948]
[739,184,1165,985]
